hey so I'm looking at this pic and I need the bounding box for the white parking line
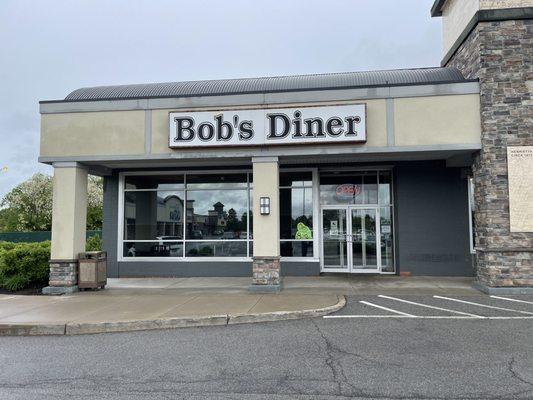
[359,301,415,317]
[323,315,533,320]
[0,296,15,300]
[434,296,533,315]
[490,295,533,305]
[378,295,484,318]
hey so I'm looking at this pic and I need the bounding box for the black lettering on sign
[267,113,290,139]
[239,120,254,140]
[326,117,344,137]
[197,122,214,141]
[292,111,303,137]
[304,117,325,137]
[174,117,195,141]
[215,115,233,141]
[345,116,361,136]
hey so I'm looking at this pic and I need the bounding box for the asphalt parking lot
[329,294,533,319]
[1,293,532,399]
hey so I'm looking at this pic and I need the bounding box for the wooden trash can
[78,251,107,290]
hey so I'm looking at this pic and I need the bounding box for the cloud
[0,0,440,201]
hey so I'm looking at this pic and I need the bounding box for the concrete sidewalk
[107,275,478,295]
[0,276,477,336]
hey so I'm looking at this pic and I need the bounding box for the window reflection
[124,191,185,240]
[281,241,313,257]
[125,175,184,190]
[280,187,313,240]
[379,171,392,205]
[186,174,248,189]
[123,173,253,258]
[320,171,390,205]
[186,241,247,257]
[279,171,314,258]
[123,242,183,257]
[279,171,312,187]
[186,191,249,240]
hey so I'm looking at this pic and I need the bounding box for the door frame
[320,205,384,274]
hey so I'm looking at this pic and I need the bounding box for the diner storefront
[39,62,485,294]
[104,158,472,282]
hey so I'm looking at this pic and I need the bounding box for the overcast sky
[0,0,441,199]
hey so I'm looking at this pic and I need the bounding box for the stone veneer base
[473,281,533,295]
[44,259,79,295]
[42,285,79,295]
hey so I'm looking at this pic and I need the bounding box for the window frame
[279,168,319,262]
[118,170,253,262]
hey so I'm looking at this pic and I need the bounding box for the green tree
[1,173,52,231]
[0,207,19,232]
[86,176,103,230]
[0,173,103,232]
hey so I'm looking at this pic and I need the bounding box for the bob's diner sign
[169,104,366,148]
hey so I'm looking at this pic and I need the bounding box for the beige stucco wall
[151,100,388,154]
[441,0,533,56]
[252,160,280,257]
[40,96,480,159]
[40,111,145,157]
[442,0,479,56]
[50,166,88,260]
[394,94,481,146]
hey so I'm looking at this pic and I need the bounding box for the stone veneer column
[42,163,88,295]
[250,157,281,293]
[444,13,533,293]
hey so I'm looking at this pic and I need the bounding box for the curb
[0,295,346,336]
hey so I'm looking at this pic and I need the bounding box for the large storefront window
[280,171,314,257]
[122,172,252,258]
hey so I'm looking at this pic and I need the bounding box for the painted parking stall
[326,295,533,320]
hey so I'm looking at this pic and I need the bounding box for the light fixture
[260,197,270,215]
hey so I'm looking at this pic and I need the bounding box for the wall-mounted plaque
[507,146,533,232]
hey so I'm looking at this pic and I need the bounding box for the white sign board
[507,146,533,232]
[169,104,366,148]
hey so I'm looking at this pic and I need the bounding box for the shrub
[0,241,17,254]
[0,237,104,291]
[86,235,102,252]
[0,241,51,291]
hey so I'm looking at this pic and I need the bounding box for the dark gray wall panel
[282,262,320,276]
[396,163,473,276]
[102,173,119,278]
[116,261,319,277]
[118,261,252,277]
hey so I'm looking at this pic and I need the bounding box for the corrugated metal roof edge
[39,78,478,104]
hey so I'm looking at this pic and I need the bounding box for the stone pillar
[250,157,281,293]
[43,163,88,295]
[434,2,533,293]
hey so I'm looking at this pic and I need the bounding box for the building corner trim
[441,7,533,67]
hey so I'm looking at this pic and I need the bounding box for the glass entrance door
[321,209,349,270]
[350,208,379,272]
[321,207,383,273]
